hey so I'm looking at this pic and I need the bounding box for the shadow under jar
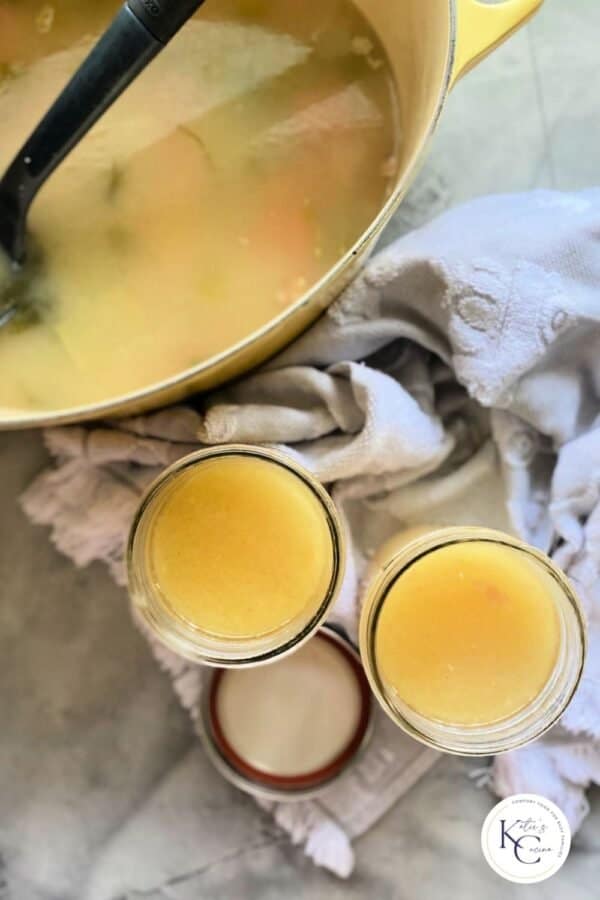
[128,445,345,667]
[360,527,587,756]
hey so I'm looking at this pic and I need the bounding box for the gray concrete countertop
[2,1,600,897]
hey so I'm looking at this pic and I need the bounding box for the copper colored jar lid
[197,627,373,801]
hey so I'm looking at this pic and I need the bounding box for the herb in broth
[106,163,126,203]
[176,125,215,169]
[0,61,25,93]
[0,239,53,331]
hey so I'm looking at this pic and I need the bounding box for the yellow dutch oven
[2,0,542,429]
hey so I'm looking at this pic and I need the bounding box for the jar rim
[360,527,587,756]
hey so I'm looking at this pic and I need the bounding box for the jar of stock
[128,445,345,667]
[360,527,586,756]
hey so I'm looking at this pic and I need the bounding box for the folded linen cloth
[22,189,600,878]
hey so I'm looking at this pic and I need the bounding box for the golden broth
[375,542,562,726]
[148,454,335,640]
[0,0,400,412]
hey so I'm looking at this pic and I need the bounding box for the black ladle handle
[0,0,205,263]
[128,0,207,43]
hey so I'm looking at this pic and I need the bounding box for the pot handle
[451,0,543,86]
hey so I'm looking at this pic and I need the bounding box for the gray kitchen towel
[22,190,600,880]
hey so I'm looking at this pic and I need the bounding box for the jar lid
[197,627,373,801]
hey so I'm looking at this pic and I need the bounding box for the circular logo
[481,794,571,884]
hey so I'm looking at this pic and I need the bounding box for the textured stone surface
[1,2,599,896]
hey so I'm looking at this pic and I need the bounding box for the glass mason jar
[360,527,587,756]
[128,445,345,667]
